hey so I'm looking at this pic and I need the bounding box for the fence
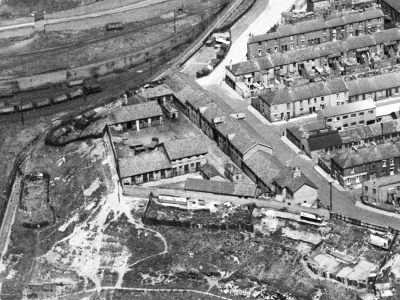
[331,212,398,234]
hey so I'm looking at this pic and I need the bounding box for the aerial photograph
[1,0,400,299]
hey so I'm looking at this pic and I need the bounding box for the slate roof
[319,100,375,118]
[248,10,384,44]
[230,29,400,76]
[119,149,171,178]
[244,150,284,187]
[365,173,400,187]
[200,163,221,179]
[348,72,400,96]
[163,136,208,160]
[109,101,163,125]
[144,84,174,99]
[307,131,343,151]
[274,167,317,192]
[184,178,258,197]
[332,141,400,169]
[382,0,400,11]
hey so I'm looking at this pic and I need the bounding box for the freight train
[0,88,85,115]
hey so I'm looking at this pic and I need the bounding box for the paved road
[206,83,400,230]
[196,0,296,86]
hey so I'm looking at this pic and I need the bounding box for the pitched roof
[109,101,163,125]
[184,178,258,197]
[382,0,400,11]
[365,173,400,187]
[332,141,400,169]
[319,100,375,118]
[200,163,221,179]
[144,84,173,99]
[274,167,317,192]
[244,150,284,187]
[248,10,384,44]
[348,72,400,96]
[307,131,343,151]
[163,136,208,160]
[119,149,171,178]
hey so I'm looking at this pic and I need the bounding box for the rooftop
[382,0,400,11]
[274,167,318,192]
[200,163,221,179]
[243,150,284,187]
[143,83,174,99]
[119,148,171,178]
[184,178,258,197]
[364,173,400,186]
[163,136,208,161]
[248,9,384,44]
[109,101,163,125]
[319,100,375,118]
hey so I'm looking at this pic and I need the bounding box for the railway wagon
[67,79,84,87]
[6,99,20,107]
[0,88,13,98]
[67,89,83,100]
[16,102,34,112]
[0,106,15,115]
[105,22,123,31]
[34,98,51,108]
[51,94,68,104]
[83,82,102,95]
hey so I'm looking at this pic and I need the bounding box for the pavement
[203,83,400,230]
[196,0,296,86]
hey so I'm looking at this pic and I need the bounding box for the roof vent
[213,116,226,124]
[293,166,301,178]
[230,113,246,120]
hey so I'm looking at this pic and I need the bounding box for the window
[390,158,394,166]
[396,88,399,94]
[274,46,278,52]
[347,178,351,185]
[359,120,365,125]
[286,103,290,109]
[351,168,355,174]
[381,169,386,176]
[321,104,325,109]
[300,100,303,107]
[301,40,305,46]
[343,124,349,128]
[323,29,326,34]
[350,24,353,29]
[327,118,332,123]
[365,196,368,202]
[274,105,278,111]
[373,188,376,195]
[368,110,374,114]
[368,94,372,99]
[365,186,368,192]
[336,117,340,121]
[383,160,387,167]
[378,91,382,97]
[351,113,356,118]
[290,35,294,40]
[314,98,317,103]
[359,22,362,26]
[323,36,327,42]
[258,49,262,56]
[372,163,375,169]
[308,99,311,104]
[258,42,262,46]
[290,43,294,49]
[351,122,356,127]
[321,96,324,102]
[336,94,339,99]
[343,115,348,119]
[301,34,305,39]
[362,165,366,171]
[337,102,340,106]
[359,112,364,116]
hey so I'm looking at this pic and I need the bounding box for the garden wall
[123,186,330,219]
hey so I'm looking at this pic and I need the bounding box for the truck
[16,102,34,112]
[105,22,123,31]
[34,98,51,108]
[0,106,15,115]
[0,88,13,98]
[51,94,68,104]
[67,79,84,87]
[67,89,83,100]
[83,82,102,95]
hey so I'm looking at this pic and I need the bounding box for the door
[143,174,148,183]
[309,107,312,114]
[312,107,316,112]
[184,165,189,174]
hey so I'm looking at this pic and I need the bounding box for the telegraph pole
[20,98,24,125]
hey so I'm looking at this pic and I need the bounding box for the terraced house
[251,71,400,122]
[287,118,400,160]
[379,0,400,23]
[226,29,400,96]
[247,9,384,58]
[330,140,400,188]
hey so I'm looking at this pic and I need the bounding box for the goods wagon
[51,94,68,104]
[105,22,123,31]
[67,89,83,100]
[34,98,51,108]
[16,102,34,112]
[0,106,15,115]
[83,82,102,95]
[0,88,13,98]
[67,79,84,87]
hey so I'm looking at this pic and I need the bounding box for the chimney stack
[293,167,301,178]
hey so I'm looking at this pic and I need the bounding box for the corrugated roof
[184,178,258,197]
[319,100,375,118]
[108,101,163,125]
[119,149,171,178]
[163,136,208,160]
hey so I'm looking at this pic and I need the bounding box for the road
[196,0,296,86]
[206,83,400,230]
